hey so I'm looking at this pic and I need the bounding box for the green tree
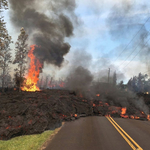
[13,27,28,91]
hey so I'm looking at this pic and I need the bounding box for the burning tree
[13,27,28,91]
[21,45,43,92]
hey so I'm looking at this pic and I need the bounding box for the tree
[0,0,12,91]
[0,72,12,88]
[136,73,148,93]
[13,27,28,90]
[127,77,137,92]
[0,0,8,10]
[0,0,8,56]
[118,80,124,90]
[0,0,8,46]
[0,32,13,91]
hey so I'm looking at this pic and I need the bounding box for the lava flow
[120,107,129,118]
[21,45,43,92]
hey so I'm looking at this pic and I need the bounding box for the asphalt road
[44,116,150,150]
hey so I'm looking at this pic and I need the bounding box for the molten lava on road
[22,45,43,92]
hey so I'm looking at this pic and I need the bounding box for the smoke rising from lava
[66,66,93,92]
[64,49,149,114]
[9,0,77,67]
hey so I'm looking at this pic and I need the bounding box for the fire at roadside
[0,89,150,141]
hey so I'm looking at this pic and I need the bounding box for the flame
[120,107,129,118]
[105,103,109,106]
[147,114,150,120]
[141,111,144,115]
[74,114,77,117]
[121,107,126,115]
[96,94,100,97]
[93,103,96,107]
[135,116,140,119]
[130,115,134,119]
[22,45,42,92]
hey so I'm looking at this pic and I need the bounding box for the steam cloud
[9,0,77,67]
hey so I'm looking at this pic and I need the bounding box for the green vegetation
[0,130,54,150]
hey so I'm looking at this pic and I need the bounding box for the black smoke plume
[9,0,77,67]
[66,66,93,93]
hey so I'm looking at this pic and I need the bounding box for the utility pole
[108,68,110,83]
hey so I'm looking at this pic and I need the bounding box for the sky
[2,0,150,83]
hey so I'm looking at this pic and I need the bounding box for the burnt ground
[0,89,150,140]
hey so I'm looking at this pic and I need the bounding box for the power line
[122,37,150,69]
[119,34,147,67]
[114,17,150,62]
[122,49,142,69]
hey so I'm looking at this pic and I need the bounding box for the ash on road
[44,116,150,150]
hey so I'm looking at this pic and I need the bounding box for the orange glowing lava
[74,114,78,117]
[120,107,129,118]
[22,45,43,92]
[96,94,100,97]
[121,107,126,115]
[147,114,150,121]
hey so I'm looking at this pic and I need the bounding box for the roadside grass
[0,130,54,150]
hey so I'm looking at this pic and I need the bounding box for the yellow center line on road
[109,117,143,150]
[106,116,143,150]
[106,117,136,150]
